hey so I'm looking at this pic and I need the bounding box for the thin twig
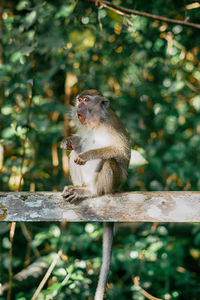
[0,6,4,108]
[98,10,103,30]
[45,269,72,300]
[31,249,63,300]
[84,0,200,29]
[18,88,33,191]
[0,6,3,65]
[134,276,163,300]
[61,272,71,286]
[7,222,16,300]
[20,223,40,266]
[7,86,33,299]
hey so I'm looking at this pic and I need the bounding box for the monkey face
[75,92,109,127]
[77,100,87,124]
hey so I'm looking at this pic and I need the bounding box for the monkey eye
[79,96,89,102]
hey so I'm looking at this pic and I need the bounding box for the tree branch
[84,0,200,30]
[1,191,200,222]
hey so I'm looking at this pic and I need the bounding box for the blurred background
[0,0,200,299]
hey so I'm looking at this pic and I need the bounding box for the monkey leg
[94,159,122,195]
[62,185,92,203]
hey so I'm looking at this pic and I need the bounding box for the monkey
[61,89,131,300]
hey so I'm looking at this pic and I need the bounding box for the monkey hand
[60,138,74,150]
[74,154,86,165]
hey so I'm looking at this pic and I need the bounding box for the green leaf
[107,9,122,23]
[55,4,76,18]
[16,0,30,11]
[69,30,95,51]
[24,11,37,29]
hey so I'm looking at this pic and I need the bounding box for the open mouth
[77,113,86,124]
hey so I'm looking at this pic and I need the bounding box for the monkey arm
[60,136,81,152]
[74,146,119,165]
[80,147,118,160]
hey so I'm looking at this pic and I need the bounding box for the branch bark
[0,191,200,222]
[84,0,200,30]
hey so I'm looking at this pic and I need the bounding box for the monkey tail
[94,222,114,300]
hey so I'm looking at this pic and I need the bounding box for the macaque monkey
[61,89,131,300]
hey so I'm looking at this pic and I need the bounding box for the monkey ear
[101,99,109,109]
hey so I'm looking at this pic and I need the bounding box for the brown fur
[95,159,122,195]
[62,90,131,201]
[79,89,102,96]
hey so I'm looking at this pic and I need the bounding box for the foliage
[1,223,200,299]
[0,0,200,299]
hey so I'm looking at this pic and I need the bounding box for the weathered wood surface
[0,191,200,222]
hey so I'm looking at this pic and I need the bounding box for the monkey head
[75,90,109,127]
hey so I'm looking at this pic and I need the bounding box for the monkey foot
[62,186,84,203]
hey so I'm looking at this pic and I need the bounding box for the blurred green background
[0,0,200,299]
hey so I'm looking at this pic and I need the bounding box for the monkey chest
[82,137,101,182]
[81,128,112,151]
[80,135,106,184]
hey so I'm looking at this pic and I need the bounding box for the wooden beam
[0,191,199,222]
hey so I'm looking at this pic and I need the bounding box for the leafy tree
[0,0,200,299]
